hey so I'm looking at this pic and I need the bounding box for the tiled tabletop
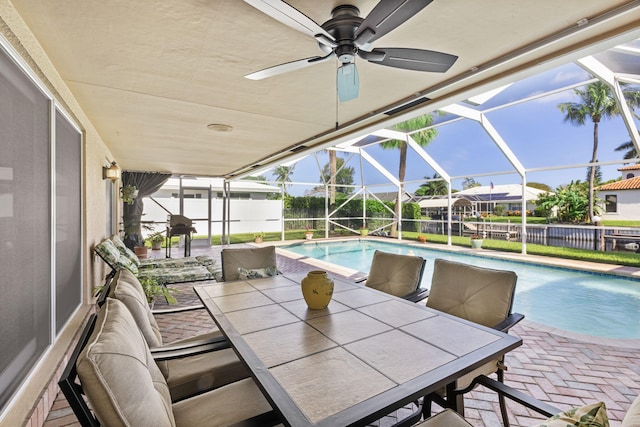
[194,274,521,426]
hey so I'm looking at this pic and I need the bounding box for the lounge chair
[60,298,279,426]
[422,258,524,426]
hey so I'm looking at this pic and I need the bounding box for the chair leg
[421,395,433,419]
[497,369,510,427]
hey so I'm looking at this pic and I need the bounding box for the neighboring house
[595,165,640,221]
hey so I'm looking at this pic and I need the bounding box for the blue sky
[265,61,639,196]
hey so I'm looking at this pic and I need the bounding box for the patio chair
[417,374,640,427]
[109,268,249,401]
[220,245,278,282]
[422,258,524,426]
[60,298,279,427]
[356,250,428,302]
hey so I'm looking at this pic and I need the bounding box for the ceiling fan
[243,0,458,102]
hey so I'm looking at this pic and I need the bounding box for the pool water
[282,240,640,339]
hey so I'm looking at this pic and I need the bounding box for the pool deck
[44,238,640,427]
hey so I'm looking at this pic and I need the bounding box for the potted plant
[120,184,138,204]
[470,234,483,249]
[253,231,265,243]
[139,276,177,307]
[360,225,368,236]
[417,235,427,243]
[305,226,314,240]
[147,231,165,250]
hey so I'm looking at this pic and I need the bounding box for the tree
[536,181,594,223]
[320,156,354,195]
[526,182,552,192]
[558,81,640,222]
[585,162,602,186]
[415,173,448,196]
[614,134,639,161]
[272,165,295,193]
[381,114,437,235]
[462,177,481,189]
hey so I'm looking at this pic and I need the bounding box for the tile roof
[596,176,640,190]
[618,164,640,171]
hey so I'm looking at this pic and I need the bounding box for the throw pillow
[237,266,278,280]
[532,401,609,427]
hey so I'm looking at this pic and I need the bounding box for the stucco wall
[597,190,640,221]
[1,2,116,424]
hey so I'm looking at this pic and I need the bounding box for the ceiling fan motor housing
[319,5,363,64]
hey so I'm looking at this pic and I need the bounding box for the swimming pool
[282,240,640,339]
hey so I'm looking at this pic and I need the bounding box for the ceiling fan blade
[354,0,433,46]
[245,54,332,80]
[244,0,337,48]
[360,48,457,72]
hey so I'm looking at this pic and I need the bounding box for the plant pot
[417,236,427,243]
[151,241,162,250]
[301,271,334,309]
[470,239,483,249]
[360,229,368,236]
[305,233,313,240]
[134,245,148,258]
[254,237,263,243]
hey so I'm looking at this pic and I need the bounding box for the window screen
[0,47,51,409]
[55,110,81,333]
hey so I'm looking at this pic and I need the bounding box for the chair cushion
[237,266,278,280]
[415,409,473,427]
[77,298,175,427]
[426,258,517,328]
[137,266,214,284]
[621,394,640,427]
[221,246,277,281]
[172,378,273,426]
[111,234,140,267]
[365,250,425,297]
[139,257,203,269]
[95,239,139,275]
[531,401,608,427]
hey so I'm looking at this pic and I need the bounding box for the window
[605,194,617,213]
[626,173,634,179]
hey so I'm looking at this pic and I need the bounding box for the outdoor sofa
[94,236,222,284]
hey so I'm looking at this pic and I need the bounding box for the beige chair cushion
[110,268,248,401]
[77,298,175,427]
[415,409,473,427]
[172,378,273,426]
[365,250,425,297]
[622,394,640,427]
[426,258,517,328]
[221,246,277,281]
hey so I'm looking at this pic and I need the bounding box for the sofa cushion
[77,298,175,427]
[531,401,608,427]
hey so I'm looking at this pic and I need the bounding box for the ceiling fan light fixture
[337,63,359,102]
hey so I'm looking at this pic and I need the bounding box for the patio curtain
[122,171,171,249]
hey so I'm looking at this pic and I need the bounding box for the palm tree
[614,135,639,161]
[381,114,437,235]
[415,173,448,196]
[272,165,295,193]
[558,81,640,222]
[320,157,354,195]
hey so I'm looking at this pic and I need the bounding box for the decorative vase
[301,271,334,309]
[471,239,483,249]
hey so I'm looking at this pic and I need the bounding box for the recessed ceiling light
[207,123,233,132]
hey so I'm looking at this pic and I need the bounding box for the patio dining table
[193,273,522,427]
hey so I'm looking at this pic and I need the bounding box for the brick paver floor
[43,243,640,427]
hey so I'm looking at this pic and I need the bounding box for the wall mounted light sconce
[102,161,121,181]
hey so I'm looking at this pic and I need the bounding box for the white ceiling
[10,0,640,178]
